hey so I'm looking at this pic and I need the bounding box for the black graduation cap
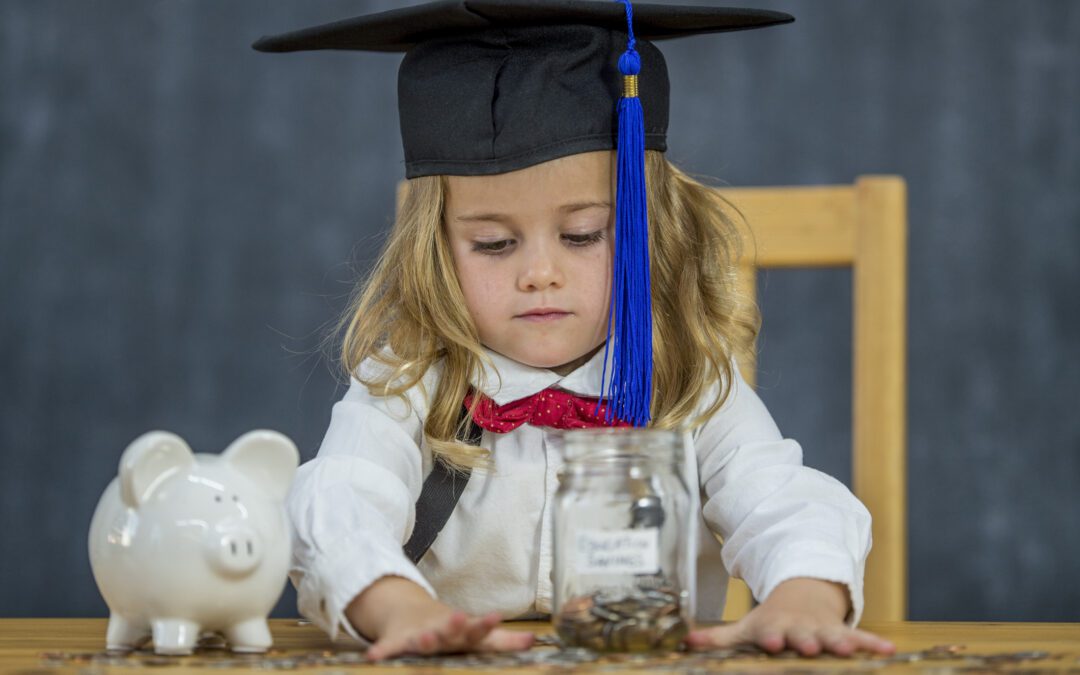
[252,1,793,179]
[252,1,793,427]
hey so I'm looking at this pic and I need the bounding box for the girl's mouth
[517,310,571,322]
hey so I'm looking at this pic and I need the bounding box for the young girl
[253,0,897,661]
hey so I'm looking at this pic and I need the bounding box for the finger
[849,629,896,655]
[411,629,439,654]
[784,628,821,656]
[435,611,469,650]
[818,627,855,657]
[446,611,468,634]
[749,627,787,654]
[463,612,501,645]
[684,622,745,651]
[480,627,535,652]
[367,635,409,661]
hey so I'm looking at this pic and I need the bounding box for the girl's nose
[517,242,565,292]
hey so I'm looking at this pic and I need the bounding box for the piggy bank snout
[209,525,263,576]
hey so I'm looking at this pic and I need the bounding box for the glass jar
[550,428,695,652]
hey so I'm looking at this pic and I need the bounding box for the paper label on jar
[575,528,660,575]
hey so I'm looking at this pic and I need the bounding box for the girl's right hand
[346,576,534,661]
[366,607,534,661]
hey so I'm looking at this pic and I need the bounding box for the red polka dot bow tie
[463,387,631,433]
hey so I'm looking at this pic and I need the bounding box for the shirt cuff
[295,535,437,644]
[750,545,865,628]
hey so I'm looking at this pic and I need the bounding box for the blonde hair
[336,150,760,471]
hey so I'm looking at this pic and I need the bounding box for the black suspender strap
[402,405,483,564]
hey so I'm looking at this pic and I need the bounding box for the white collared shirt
[286,346,871,642]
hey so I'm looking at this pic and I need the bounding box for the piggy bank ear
[221,430,299,502]
[119,431,196,508]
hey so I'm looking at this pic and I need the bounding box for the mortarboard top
[252,1,793,178]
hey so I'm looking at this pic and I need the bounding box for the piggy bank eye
[215,495,223,503]
[232,495,239,502]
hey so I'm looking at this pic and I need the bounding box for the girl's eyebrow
[454,200,612,223]
[560,200,612,213]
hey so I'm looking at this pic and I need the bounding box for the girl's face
[444,150,615,376]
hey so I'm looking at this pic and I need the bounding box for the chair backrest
[719,175,908,623]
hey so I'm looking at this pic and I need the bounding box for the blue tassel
[595,0,652,427]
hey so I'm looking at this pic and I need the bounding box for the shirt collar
[470,344,614,405]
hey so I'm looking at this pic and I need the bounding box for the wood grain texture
[3,619,1078,674]
[852,176,909,622]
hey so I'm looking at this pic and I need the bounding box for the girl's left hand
[684,577,896,657]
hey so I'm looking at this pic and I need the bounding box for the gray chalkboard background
[2,1,1078,620]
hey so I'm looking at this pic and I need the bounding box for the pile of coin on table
[555,587,689,652]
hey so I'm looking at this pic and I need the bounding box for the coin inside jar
[554,586,689,653]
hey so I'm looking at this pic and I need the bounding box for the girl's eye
[563,229,607,247]
[470,229,606,256]
[472,239,513,255]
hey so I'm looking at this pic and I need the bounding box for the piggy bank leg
[151,619,201,655]
[105,614,150,651]
[224,617,273,653]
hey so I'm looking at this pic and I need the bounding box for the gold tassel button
[623,75,639,98]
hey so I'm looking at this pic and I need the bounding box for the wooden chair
[719,175,908,623]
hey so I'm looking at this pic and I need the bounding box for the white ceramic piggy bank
[88,430,299,655]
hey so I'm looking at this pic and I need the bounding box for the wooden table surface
[2,618,1079,674]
